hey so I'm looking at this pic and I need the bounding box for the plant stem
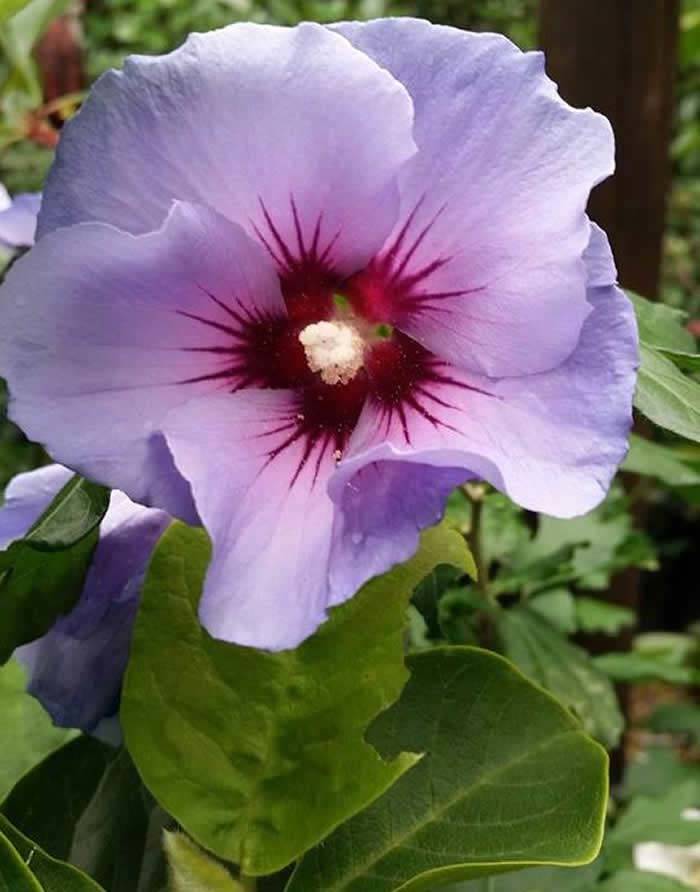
[239,875,256,891]
[464,483,489,596]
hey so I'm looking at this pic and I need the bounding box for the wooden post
[539,1,681,779]
[539,0,680,299]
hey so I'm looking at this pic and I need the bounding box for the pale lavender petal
[0,202,285,519]
[15,487,169,732]
[39,23,415,282]
[164,390,347,650]
[0,193,41,249]
[0,464,72,550]
[328,462,468,603]
[336,18,614,377]
[332,248,638,519]
[584,221,618,287]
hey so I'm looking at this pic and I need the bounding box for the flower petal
[328,461,468,603]
[584,221,618,288]
[0,464,73,550]
[39,23,415,282]
[333,240,638,519]
[16,487,169,732]
[0,192,41,248]
[164,390,349,650]
[336,18,614,377]
[0,202,284,519]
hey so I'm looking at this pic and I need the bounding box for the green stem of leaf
[239,875,256,891]
[464,484,489,597]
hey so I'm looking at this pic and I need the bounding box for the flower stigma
[298,320,365,386]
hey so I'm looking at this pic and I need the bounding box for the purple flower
[1,464,169,734]
[0,20,638,650]
[0,184,41,250]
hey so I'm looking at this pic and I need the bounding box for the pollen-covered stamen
[299,320,365,386]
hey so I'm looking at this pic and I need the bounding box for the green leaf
[70,751,167,892]
[0,475,109,663]
[1,0,71,57]
[658,349,700,373]
[0,815,105,891]
[574,597,636,636]
[1,736,112,860]
[635,344,700,443]
[0,0,32,25]
[529,590,577,635]
[443,860,602,891]
[623,747,700,800]
[622,435,700,487]
[163,832,244,892]
[594,652,700,685]
[21,475,109,551]
[628,292,695,353]
[288,647,608,892]
[0,0,73,109]
[491,488,655,598]
[0,826,42,891]
[610,780,700,850]
[649,702,700,743]
[496,607,624,748]
[0,660,73,801]
[123,521,475,876]
[597,872,691,892]
[595,634,700,685]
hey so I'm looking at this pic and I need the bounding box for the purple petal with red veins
[335,18,614,377]
[0,202,285,520]
[331,237,638,520]
[163,390,347,650]
[38,22,416,318]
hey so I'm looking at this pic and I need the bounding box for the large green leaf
[1,736,112,859]
[0,660,72,800]
[622,434,700,487]
[288,647,608,892]
[123,521,475,876]
[0,815,104,891]
[496,607,624,748]
[69,751,168,892]
[635,344,700,444]
[0,475,109,662]
[0,825,42,891]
